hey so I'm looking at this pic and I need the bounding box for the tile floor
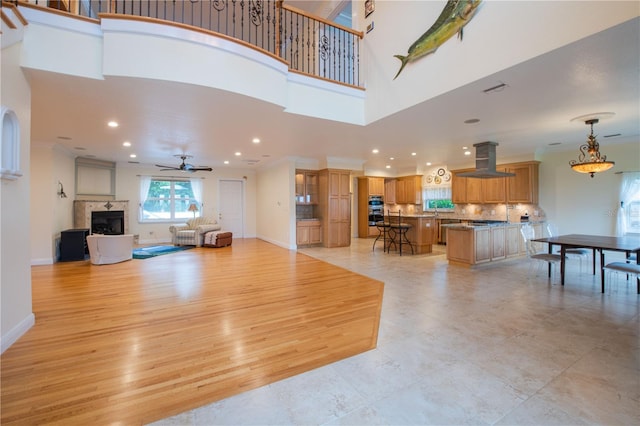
[151,238,639,425]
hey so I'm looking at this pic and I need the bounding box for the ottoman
[204,231,233,248]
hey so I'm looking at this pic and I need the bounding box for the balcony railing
[19,0,363,88]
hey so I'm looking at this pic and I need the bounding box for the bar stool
[372,220,391,252]
[387,210,414,256]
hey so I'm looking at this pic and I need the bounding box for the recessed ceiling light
[462,146,468,150]
[122,141,131,147]
[235,152,242,156]
[411,152,417,156]
[129,154,136,158]
[224,160,229,164]
[464,151,472,156]
[385,165,391,169]
[426,162,432,166]
[372,149,379,154]
[107,121,119,128]
[464,118,480,124]
[252,138,260,144]
[389,157,395,160]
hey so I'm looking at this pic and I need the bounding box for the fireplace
[92,210,124,235]
[74,200,129,234]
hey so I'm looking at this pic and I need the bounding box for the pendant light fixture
[569,118,615,178]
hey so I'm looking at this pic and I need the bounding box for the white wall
[256,159,296,249]
[358,0,639,123]
[30,145,75,265]
[539,141,640,236]
[1,43,34,353]
[115,164,257,244]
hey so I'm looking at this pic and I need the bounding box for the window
[140,178,202,222]
[627,200,640,234]
[617,173,640,236]
[423,186,454,211]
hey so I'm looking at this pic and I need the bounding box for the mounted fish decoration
[393,0,482,80]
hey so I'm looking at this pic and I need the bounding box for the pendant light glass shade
[569,118,614,178]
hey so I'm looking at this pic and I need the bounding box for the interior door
[218,179,244,238]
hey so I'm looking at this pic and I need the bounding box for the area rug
[132,245,193,259]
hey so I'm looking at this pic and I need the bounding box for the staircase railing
[18,0,363,88]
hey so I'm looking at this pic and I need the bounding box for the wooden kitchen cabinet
[451,173,467,204]
[465,178,483,203]
[384,179,396,204]
[451,161,538,204]
[357,177,384,238]
[295,170,318,204]
[296,220,322,245]
[506,162,539,204]
[401,216,437,254]
[447,223,538,266]
[395,176,422,204]
[505,224,523,257]
[482,170,507,203]
[319,169,351,248]
[366,177,384,196]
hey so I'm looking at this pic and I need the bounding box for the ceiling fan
[155,154,213,173]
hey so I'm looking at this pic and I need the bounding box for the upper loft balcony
[16,0,364,89]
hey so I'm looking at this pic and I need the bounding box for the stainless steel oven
[368,195,384,225]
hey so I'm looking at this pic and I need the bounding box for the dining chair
[546,223,591,272]
[603,261,640,294]
[521,224,562,280]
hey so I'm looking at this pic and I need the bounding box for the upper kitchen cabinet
[505,162,539,204]
[384,178,396,204]
[452,162,538,204]
[451,172,467,204]
[482,168,507,203]
[295,170,318,204]
[365,177,384,196]
[395,175,422,204]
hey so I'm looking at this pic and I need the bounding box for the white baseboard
[1,313,35,354]
[256,235,295,250]
[137,237,171,245]
[31,257,54,265]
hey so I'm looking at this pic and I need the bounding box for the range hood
[457,142,516,179]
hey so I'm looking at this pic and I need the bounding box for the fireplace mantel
[74,200,129,234]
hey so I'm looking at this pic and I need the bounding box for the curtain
[616,172,640,236]
[190,177,203,210]
[424,186,451,200]
[139,176,152,221]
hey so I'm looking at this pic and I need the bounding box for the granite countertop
[297,218,320,221]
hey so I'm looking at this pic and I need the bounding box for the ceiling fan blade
[191,167,213,172]
[155,164,178,169]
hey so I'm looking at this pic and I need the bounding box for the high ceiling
[27,12,639,173]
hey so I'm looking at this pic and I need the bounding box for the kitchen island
[446,221,544,266]
[400,215,438,254]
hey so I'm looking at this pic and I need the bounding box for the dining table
[532,234,640,293]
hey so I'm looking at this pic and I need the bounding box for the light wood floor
[1,239,384,425]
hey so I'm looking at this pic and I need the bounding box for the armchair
[169,217,221,247]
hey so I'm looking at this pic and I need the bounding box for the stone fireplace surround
[74,200,129,234]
